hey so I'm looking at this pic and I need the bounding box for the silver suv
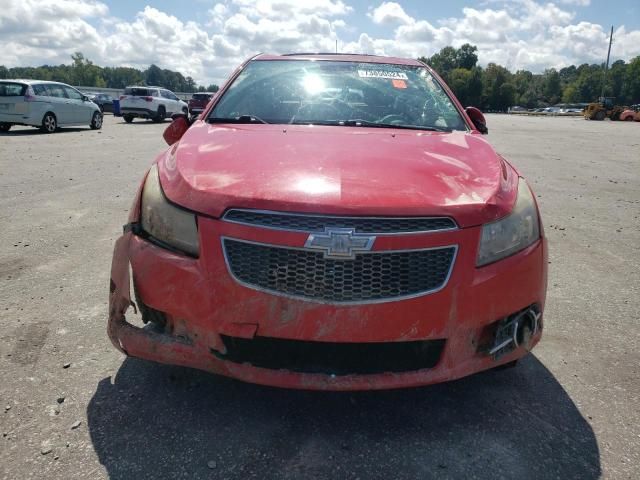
[119,86,188,123]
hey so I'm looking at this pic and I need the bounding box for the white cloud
[0,0,639,86]
[559,0,590,5]
[369,2,414,26]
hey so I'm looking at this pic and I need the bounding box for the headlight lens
[140,164,199,257]
[477,178,540,266]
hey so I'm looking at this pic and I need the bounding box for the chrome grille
[223,209,456,234]
[223,238,456,303]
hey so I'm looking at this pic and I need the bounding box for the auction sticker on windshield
[357,70,409,80]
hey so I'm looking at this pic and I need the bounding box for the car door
[160,90,174,114]
[169,92,182,113]
[44,84,74,124]
[62,85,93,124]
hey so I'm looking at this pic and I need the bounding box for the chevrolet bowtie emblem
[304,228,376,259]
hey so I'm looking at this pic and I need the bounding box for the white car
[0,80,103,133]
[119,86,188,123]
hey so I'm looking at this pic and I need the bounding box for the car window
[125,87,151,96]
[47,84,68,99]
[0,82,27,96]
[32,84,48,96]
[63,86,83,101]
[210,60,467,131]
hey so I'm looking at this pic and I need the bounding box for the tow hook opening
[484,305,541,359]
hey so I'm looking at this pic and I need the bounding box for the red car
[187,92,215,116]
[109,54,547,390]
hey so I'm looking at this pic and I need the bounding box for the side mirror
[163,113,191,146]
[465,107,488,134]
[82,95,89,102]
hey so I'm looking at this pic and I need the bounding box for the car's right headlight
[140,164,199,257]
[476,178,540,266]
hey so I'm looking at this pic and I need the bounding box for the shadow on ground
[87,356,600,480]
[0,127,87,135]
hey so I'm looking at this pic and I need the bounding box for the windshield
[209,60,467,131]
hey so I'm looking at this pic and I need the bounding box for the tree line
[420,44,640,111]
[1,48,639,110]
[0,53,219,93]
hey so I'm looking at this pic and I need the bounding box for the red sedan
[108,54,547,390]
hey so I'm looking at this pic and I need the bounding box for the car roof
[254,53,424,67]
[1,79,70,86]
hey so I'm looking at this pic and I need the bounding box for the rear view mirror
[465,107,488,134]
[163,113,190,146]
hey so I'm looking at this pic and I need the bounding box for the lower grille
[223,239,456,303]
[216,335,446,375]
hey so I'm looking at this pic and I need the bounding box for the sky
[0,0,639,86]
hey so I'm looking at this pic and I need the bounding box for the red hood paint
[158,121,518,228]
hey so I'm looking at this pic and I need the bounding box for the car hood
[158,122,518,227]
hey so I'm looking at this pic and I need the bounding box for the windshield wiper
[338,119,450,132]
[207,114,269,124]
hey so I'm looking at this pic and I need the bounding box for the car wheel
[625,116,634,121]
[153,106,166,123]
[0,123,11,132]
[594,110,606,121]
[90,111,103,130]
[124,115,134,123]
[40,113,57,133]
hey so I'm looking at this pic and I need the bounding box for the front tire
[90,111,103,130]
[123,115,134,123]
[594,110,606,121]
[0,123,11,132]
[153,106,166,123]
[40,113,57,133]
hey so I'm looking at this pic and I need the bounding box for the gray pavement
[0,114,638,479]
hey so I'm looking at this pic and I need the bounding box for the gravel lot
[1,114,638,479]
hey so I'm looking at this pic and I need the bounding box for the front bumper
[120,107,155,117]
[108,217,547,391]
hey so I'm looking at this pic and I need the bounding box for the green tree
[456,44,478,70]
[482,63,512,111]
[543,69,562,104]
[622,56,640,104]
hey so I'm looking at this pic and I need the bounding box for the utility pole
[600,25,613,100]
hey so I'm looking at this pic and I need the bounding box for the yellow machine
[584,97,626,121]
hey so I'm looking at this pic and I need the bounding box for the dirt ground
[1,114,638,479]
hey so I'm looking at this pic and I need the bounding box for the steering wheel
[377,114,407,124]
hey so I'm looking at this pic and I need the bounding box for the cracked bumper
[108,215,547,391]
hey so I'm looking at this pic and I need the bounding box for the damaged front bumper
[108,214,548,390]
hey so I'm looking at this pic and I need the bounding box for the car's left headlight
[140,164,199,257]
[476,178,540,266]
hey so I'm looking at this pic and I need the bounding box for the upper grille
[222,209,456,234]
[223,238,456,303]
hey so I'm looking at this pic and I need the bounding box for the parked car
[119,86,188,123]
[88,93,115,113]
[108,53,547,390]
[0,80,102,133]
[188,92,215,116]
